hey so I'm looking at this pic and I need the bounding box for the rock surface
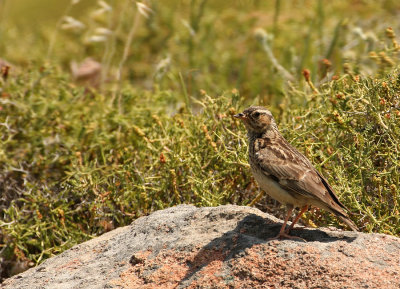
[3,205,400,289]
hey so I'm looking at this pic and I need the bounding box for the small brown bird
[234,106,357,239]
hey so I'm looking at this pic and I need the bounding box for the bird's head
[234,106,277,134]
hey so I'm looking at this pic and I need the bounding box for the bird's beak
[234,113,246,120]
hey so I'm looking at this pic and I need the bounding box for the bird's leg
[267,205,306,241]
[285,205,308,233]
[267,205,295,240]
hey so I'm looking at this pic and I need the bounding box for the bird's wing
[253,138,347,212]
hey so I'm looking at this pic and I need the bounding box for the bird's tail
[323,204,359,232]
[337,215,358,232]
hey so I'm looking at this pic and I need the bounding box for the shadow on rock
[179,213,356,287]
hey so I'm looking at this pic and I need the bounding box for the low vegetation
[0,0,399,281]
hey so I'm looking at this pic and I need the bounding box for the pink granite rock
[3,205,400,288]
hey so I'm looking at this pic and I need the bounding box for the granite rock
[3,205,400,289]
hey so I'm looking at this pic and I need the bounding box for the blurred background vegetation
[1,0,400,281]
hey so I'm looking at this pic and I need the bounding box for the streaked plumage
[234,106,357,239]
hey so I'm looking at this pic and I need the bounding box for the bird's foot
[284,226,304,233]
[267,231,306,242]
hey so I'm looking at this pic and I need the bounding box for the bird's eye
[253,112,261,118]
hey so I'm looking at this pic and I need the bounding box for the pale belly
[251,167,303,207]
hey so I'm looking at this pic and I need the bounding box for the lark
[234,106,357,239]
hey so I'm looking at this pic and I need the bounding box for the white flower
[94,27,113,36]
[87,35,108,43]
[98,0,112,11]
[136,2,153,19]
[91,0,112,19]
[353,27,378,42]
[61,16,85,31]
[154,55,171,79]
[181,19,195,36]
[254,27,272,43]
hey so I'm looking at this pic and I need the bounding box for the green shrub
[0,70,251,273]
[280,71,400,235]
[1,66,400,278]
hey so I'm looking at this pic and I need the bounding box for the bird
[234,106,358,240]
